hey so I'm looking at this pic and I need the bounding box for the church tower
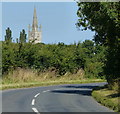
[28,7,42,43]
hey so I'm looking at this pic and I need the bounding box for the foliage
[2,39,106,79]
[76,2,120,85]
[5,27,12,43]
[92,85,119,112]
[76,2,119,45]
[19,29,27,43]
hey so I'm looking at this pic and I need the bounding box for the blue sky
[2,2,95,44]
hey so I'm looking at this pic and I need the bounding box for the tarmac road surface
[2,82,114,113]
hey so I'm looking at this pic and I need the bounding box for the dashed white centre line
[31,89,62,113]
[34,93,40,98]
[43,90,50,93]
[32,107,40,114]
[32,99,35,105]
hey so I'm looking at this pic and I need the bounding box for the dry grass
[2,68,37,83]
[1,68,105,90]
[2,68,56,84]
[2,68,85,84]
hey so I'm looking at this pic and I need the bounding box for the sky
[2,2,95,44]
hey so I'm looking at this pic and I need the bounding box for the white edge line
[32,107,40,114]
[34,93,40,98]
[32,99,35,105]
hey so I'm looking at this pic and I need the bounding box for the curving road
[2,82,114,113]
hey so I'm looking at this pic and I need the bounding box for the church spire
[28,7,42,43]
[32,6,38,31]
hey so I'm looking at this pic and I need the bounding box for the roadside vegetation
[1,68,105,90]
[92,84,120,112]
[1,39,106,90]
[76,2,120,112]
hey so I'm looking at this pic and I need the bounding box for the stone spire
[32,7,38,31]
[28,7,42,43]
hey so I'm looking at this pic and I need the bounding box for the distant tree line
[2,28,106,80]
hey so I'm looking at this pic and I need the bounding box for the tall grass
[1,68,105,90]
[2,68,85,84]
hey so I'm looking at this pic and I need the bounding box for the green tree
[76,2,119,45]
[5,27,12,42]
[19,29,27,43]
[85,44,106,79]
[2,42,18,74]
[82,40,94,58]
[76,2,120,85]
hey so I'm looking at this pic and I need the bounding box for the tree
[19,29,27,43]
[76,2,120,85]
[76,2,119,45]
[5,27,12,42]
[82,40,94,58]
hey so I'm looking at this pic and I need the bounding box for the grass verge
[1,68,105,90]
[92,85,120,112]
[1,79,105,90]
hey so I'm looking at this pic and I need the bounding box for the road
[2,82,114,113]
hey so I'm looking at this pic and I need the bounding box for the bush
[2,40,105,79]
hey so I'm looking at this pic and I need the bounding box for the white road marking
[32,107,40,114]
[54,88,63,90]
[34,93,40,98]
[31,88,62,113]
[42,90,50,93]
[32,99,35,105]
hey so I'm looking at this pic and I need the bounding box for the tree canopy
[76,2,120,45]
[5,27,12,43]
[76,2,120,85]
[19,29,27,43]
[2,38,106,80]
